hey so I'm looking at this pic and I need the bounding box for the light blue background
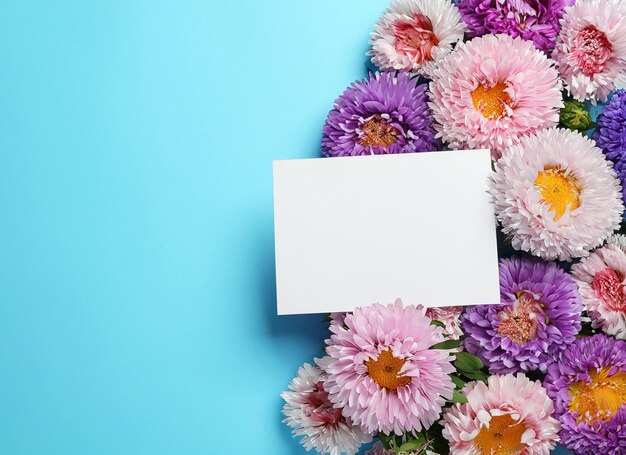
[0,1,570,454]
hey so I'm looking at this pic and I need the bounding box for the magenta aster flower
[553,0,626,103]
[463,256,582,374]
[544,334,626,455]
[458,0,574,53]
[571,235,626,339]
[429,34,562,159]
[320,299,455,435]
[281,362,372,455]
[321,72,440,157]
[368,0,466,77]
[442,374,560,454]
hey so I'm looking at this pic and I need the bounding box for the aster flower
[489,128,624,261]
[463,256,581,374]
[322,72,439,157]
[571,235,626,339]
[429,34,562,159]
[553,0,626,103]
[368,0,466,77]
[458,0,574,53]
[544,334,626,454]
[442,374,560,454]
[320,299,455,435]
[594,90,626,203]
[281,362,372,455]
[425,306,463,340]
[329,312,348,327]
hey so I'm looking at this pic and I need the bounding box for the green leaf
[398,437,427,452]
[430,320,445,328]
[559,99,594,131]
[431,339,461,350]
[450,374,466,390]
[454,352,484,372]
[459,370,488,381]
[452,390,468,404]
[397,431,432,454]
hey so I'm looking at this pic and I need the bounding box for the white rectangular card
[273,150,500,315]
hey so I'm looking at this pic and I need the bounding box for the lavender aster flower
[544,334,626,455]
[594,91,626,203]
[462,256,582,374]
[458,0,574,53]
[321,72,439,157]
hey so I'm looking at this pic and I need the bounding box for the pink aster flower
[368,0,466,77]
[329,312,348,327]
[571,235,626,339]
[320,299,455,435]
[553,0,626,103]
[281,362,372,455]
[425,306,463,340]
[429,34,563,159]
[442,374,560,454]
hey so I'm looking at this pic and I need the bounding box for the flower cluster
[282,0,626,454]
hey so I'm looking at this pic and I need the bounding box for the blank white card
[273,150,500,315]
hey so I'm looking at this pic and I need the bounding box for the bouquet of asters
[281,1,626,454]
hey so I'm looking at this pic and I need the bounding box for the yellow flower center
[473,413,527,455]
[568,368,626,425]
[534,168,581,221]
[471,81,513,120]
[365,349,411,391]
[359,115,399,148]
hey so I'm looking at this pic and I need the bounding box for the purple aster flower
[458,0,574,53]
[594,91,626,203]
[544,334,626,455]
[462,256,582,374]
[321,72,439,157]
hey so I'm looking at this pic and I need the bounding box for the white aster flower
[368,0,466,78]
[281,362,372,455]
[553,0,626,103]
[571,235,626,339]
[489,128,624,261]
